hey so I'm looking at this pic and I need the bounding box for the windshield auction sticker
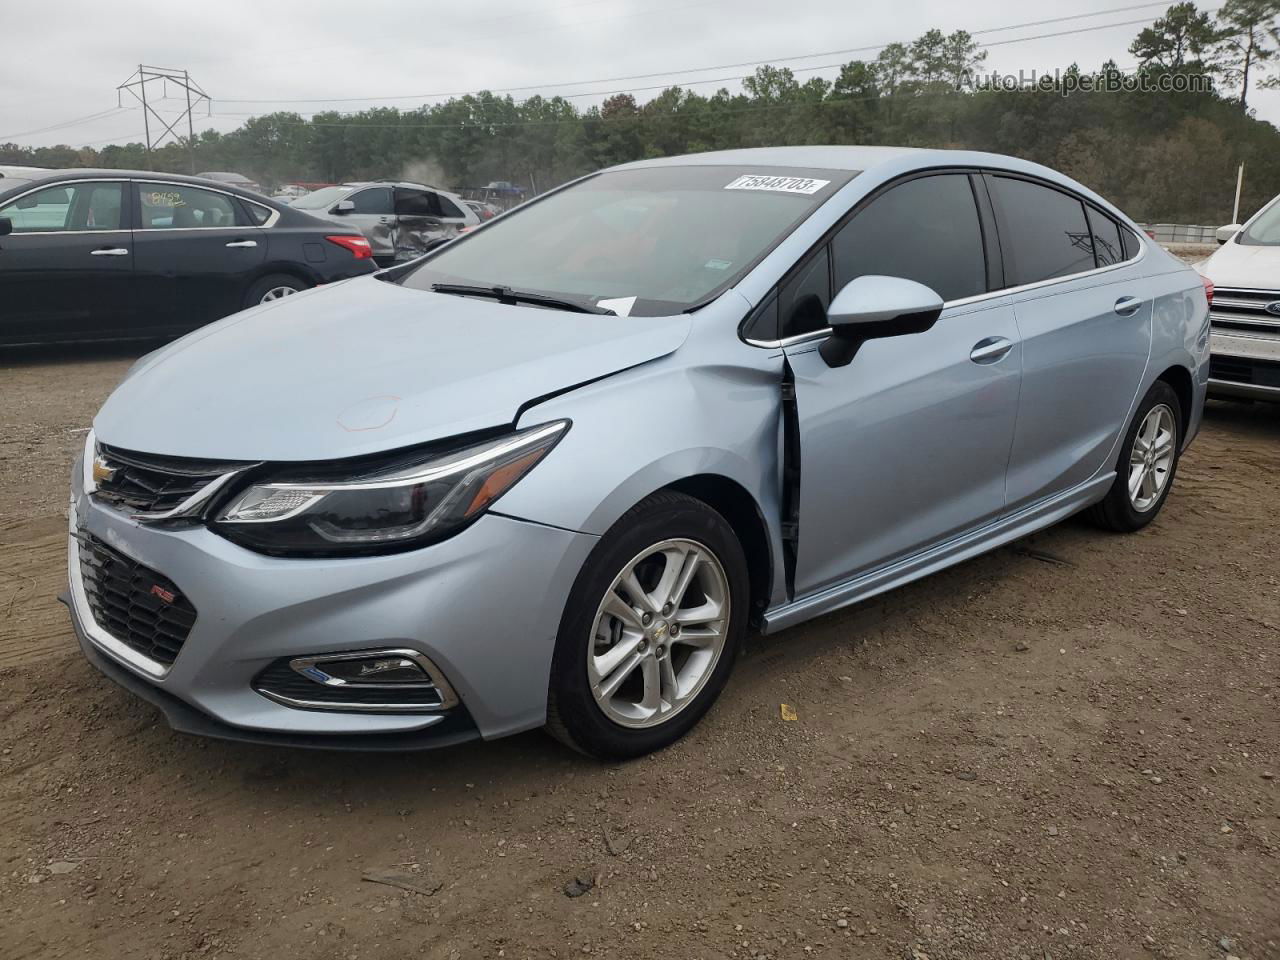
[724,174,831,195]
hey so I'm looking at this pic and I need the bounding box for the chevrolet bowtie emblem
[91,455,117,485]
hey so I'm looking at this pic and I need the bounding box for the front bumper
[66,458,598,745]
[1209,329,1280,401]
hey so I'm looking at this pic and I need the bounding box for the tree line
[4,1,1280,224]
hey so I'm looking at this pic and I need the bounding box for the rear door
[0,178,134,344]
[131,181,267,331]
[984,174,1153,508]
[343,186,395,262]
[784,173,1022,594]
[392,187,450,260]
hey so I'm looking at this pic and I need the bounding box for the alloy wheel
[1128,403,1176,512]
[587,538,730,729]
[260,285,299,303]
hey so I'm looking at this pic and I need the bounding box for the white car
[1199,199,1280,401]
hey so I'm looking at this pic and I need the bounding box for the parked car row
[0,169,375,346]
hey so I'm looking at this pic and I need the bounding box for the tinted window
[0,182,123,232]
[831,174,986,303]
[780,246,831,337]
[350,187,393,215]
[990,177,1094,285]
[395,188,436,217]
[437,194,465,218]
[140,184,239,229]
[1086,207,1124,266]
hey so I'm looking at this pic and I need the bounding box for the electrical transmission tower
[116,65,210,172]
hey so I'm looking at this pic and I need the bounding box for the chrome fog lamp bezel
[282,648,460,711]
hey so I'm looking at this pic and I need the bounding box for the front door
[783,172,1022,595]
[131,181,266,331]
[0,179,134,344]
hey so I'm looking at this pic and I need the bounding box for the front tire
[546,492,748,760]
[1090,380,1182,532]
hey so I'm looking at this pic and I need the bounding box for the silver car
[66,146,1209,759]
[293,180,479,265]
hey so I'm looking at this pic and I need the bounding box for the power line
[204,14,1170,121]
[0,107,129,142]
[217,0,1178,105]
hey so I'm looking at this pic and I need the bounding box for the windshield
[396,165,853,315]
[292,185,354,210]
[1240,196,1280,245]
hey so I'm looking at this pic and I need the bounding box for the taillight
[326,235,372,259]
[1201,275,1214,305]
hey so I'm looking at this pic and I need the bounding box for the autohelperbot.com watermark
[959,68,1214,96]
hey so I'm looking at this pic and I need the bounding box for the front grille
[93,443,249,515]
[253,660,448,712]
[77,534,197,666]
[1210,354,1280,388]
[1210,287,1280,333]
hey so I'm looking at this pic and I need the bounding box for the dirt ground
[1,344,1277,960]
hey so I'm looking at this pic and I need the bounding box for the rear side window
[437,194,465,219]
[831,174,987,303]
[1087,207,1125,267]
[394,188,435,217]
[140,184,239,229]
[989,176,1095,285]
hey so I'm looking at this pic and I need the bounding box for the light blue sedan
[67,146,1209,759]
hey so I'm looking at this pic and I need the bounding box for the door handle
[90,247,129,256]
[970,336,1014,364]
[225,239,258,248]
[378,217,392,224]
[1114,296,1143,316]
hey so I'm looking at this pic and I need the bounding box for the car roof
[0,168,271,195]
[618,145,924,173]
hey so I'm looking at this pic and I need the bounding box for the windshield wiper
[430,283,615,315]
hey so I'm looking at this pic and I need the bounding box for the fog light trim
[252,648,461,713]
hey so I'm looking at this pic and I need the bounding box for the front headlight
[214,420,568,555]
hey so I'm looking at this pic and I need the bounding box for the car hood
[1199,240,1280,289]
[95,275,692,461]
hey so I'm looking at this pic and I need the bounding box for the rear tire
[545,491,748,760]
[1090,380,1182,532]
[244,274,308,308]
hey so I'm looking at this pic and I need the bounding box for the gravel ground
[0,344,1277,960]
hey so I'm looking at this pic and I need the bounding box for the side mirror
[333,199,355,214]
[819,275,944,368]
[1216,224,1241,245]
[15,195,39,210]
[0,217,10,236]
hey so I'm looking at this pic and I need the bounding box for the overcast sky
[3,0,1277,149]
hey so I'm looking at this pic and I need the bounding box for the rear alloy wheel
[546,492,748,759]
[1090,380,1182,532]
[244,273,308,309]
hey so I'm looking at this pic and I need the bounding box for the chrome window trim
[744,223,1149,349]
[0,177,130,235]
[133,178,281,230]
[66,529,170,680]
[256,648,460,713]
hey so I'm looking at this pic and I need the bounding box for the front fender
[497,331,789,605]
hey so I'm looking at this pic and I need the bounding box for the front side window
[350,187,393,215]
[397,165,853,316]
[140,184,239,229]
[831,174,986,304]
[292,185,353,211]
[989,176,1095,285]
[0,181,123,232]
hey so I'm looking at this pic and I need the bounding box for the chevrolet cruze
[65,146,1210,759]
